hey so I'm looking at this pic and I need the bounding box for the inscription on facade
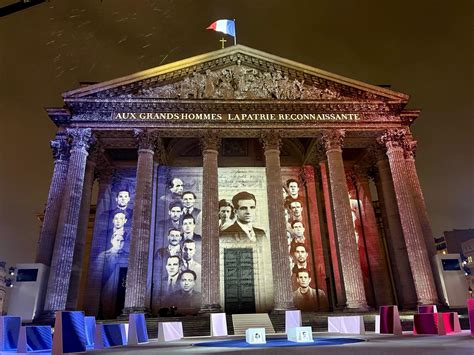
[114,112,361,122]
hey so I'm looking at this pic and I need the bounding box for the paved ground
[80,331,474,355]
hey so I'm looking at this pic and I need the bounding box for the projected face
[170,178,184,195]
[168,230,182,246]
[297,271,311,288]
[182,218,195,234]
[165,256,180,277]
[288,182,299,198]
[110,234,125,252]
[292,222,305,237]
[169,206,182,222]
[112,213,127,229]
[219,206,232,221]
[116,191,130,208]
[182,242,196,261]
[235,199,256,224]
[180,272,195,293]
[293,246,308,264]
[182,193,195,208]
[290,201,303,218]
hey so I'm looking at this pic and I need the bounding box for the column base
[33,310,56,325]
[199,304,223,314]
[344,300,370,312]
[272,301,296,313]
[417,299,440,306]
[122,306,148,316]
[343,306,372,313]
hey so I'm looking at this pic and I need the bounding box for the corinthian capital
[403,137,417,160]
[260,130,282,151]
[377,128,407,151]
[322,129,345,152]
[134,129,160,151]
[50,132,70,162]
[67,128,94,152]
[200,131,221,151]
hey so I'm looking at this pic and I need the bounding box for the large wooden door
[224,248,256,314]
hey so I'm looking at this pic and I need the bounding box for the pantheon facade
[34,45,438,320]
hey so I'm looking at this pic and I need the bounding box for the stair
[100,310,471,338]
[231,313,275,335]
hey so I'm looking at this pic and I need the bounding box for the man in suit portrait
[158,200,183,232]
[181,191,201,220]
[109,186,133,222]
[181,214,201,262]
[160,177,184,203]
[180,239,201,291]
[162,255,181,296]
[220,191,266,243]
[181,214,202,242]
[155,228,183,260]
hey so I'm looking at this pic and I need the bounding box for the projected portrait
[292,269,328,311]
[153,167,203,313]
[220,191,266,244]
[95,171,136,319]
[281,168,328,311]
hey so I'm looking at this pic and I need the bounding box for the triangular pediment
[63,45,408,103]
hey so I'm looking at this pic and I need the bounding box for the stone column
[353,167,394,306]
[302,165,328,301]
[123,129,159,314]
[65,145,99,310]
[35,133,70,266]
[200,131,222,313]
[83,167,114,316]
[375,152,417,308]
[41,128,94,318]
[323,130,368,310]
[404,138,437,257]
[261,131,295,311]
[319,160,346,308]
[378,129,438,305]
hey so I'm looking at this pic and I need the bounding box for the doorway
[224,248,256,313]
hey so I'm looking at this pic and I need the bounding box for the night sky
[0,0,472,267]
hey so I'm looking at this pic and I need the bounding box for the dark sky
[0,0,472,266]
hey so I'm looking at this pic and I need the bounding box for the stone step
[231,313,275,335]
[102,311,471,338]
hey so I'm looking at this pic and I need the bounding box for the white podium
[158,322,183,342]
[287,326,313,342]
[328,316,365,334]
[245,328,266,344]
[210,313,228,336]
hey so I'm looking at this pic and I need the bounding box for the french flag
[206,19,236,37]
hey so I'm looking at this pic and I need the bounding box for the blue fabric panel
[3,316,21,351]
[103,324,125,347]
[60,311,86,353]
[26,326,52,352]
[194,337,365,348]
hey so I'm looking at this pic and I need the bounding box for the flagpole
[233,18,237,45]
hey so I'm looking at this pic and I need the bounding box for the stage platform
[83,331,473,355]
[108,310,471,338]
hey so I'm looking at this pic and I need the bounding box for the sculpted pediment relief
[132,65,349,101]
[64,45,408,104]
